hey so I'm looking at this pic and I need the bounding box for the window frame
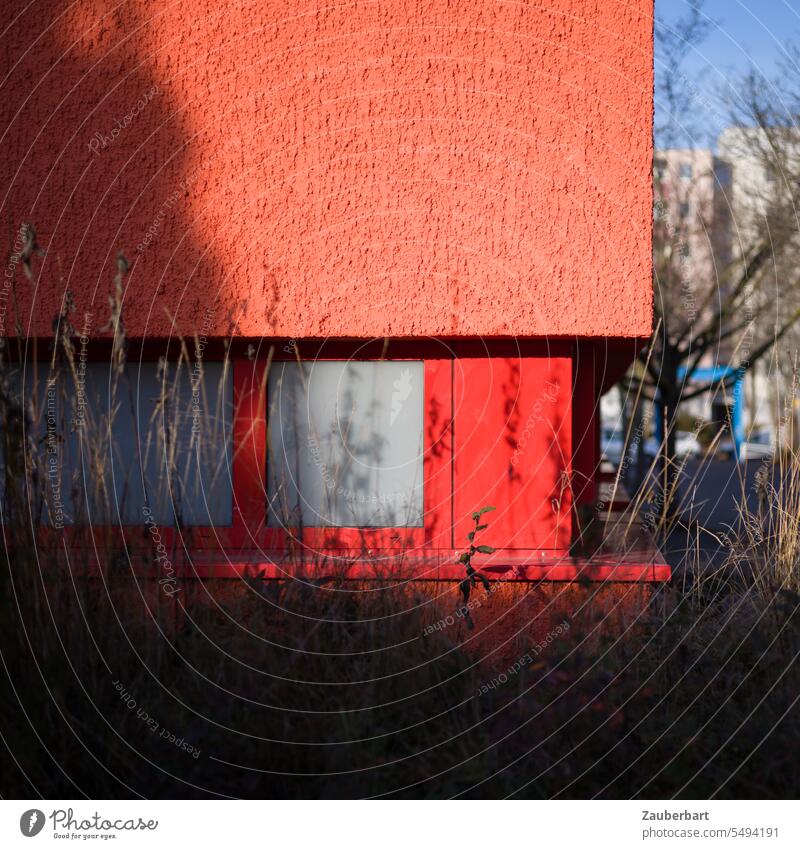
[24,354,237,551]
[12,343,453,560]
[16,339,588,576]
[5,338,674,581]
[240,353,453,554]
[263,358,427,531]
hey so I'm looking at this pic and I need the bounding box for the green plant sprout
[456,505,495,628]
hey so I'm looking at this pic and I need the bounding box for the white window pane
[267,361,424,528]
[4,360,233,527]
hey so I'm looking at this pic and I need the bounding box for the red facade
[0,1,661,579]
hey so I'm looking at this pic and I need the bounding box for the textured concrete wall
[1,0,653,340]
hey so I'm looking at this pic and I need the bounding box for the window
[680,242,691,259]
[654,158,667,181]
[4,343,575,557]
[679,201,691,219]
[266,360,424,527]
[2,360,233,526]
[679,163,693,180]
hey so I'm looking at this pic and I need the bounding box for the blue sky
[656,0,800,146]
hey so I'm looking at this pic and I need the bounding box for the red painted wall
[454,348,572,549]
[1,0,653,341]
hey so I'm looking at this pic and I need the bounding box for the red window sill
[63,546,670,583]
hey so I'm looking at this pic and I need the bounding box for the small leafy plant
[456,506,495,628]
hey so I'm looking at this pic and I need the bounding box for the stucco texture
[1,0,653,340]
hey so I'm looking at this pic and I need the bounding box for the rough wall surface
[1,0,653,340]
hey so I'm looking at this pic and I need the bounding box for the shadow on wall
[0,2,254,539]
[0,0,655,341]
[0,0,255,340]
[455,352,572,552]
[501,357,571,549]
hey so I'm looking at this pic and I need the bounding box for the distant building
[633,132,797,448]
[653,149,732,291]
[625,148,737,444]
[718,127,792,240]
[718,127,800,438]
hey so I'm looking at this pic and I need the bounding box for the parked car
[719,429,775,461]
[643,430,702,460]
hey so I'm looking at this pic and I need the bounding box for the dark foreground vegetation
[1,547,798,798]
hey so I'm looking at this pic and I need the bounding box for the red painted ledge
[184,548,668,582]
[45,473,671,583]
[58,545,669,583]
